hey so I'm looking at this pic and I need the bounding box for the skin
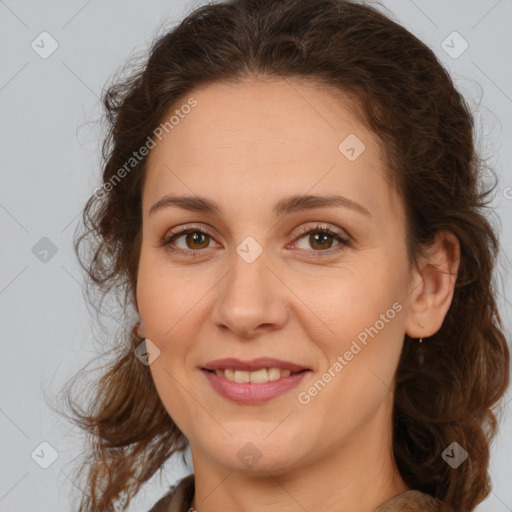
[135,76,460,512]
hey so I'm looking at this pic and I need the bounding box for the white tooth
[220,367,294,382]
[234,370,250,383]
[268,367,281,381]
[250,369,269,383]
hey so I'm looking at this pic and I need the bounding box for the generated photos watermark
[92,97,198,199]
[298,301,403,405]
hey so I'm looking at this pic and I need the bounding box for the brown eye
[161,223,350,258]
[293,225,349,254]
[308,231,335,250]
[161,228,215,254]
[183,231,210,250]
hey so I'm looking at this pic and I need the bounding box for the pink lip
[202,369,310,404]
[202,357,309,372]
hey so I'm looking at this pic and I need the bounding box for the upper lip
[202,357,310,372]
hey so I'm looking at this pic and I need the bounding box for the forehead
[149,77,367,160]
[142,77,402,226]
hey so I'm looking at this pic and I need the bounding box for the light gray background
[1,1,511,511]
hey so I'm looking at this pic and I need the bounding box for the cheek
[136,252,197,339]
[136,253,218,379]
[306,267,406,394]
[304,268,401,340]
[149,363,195,439]
[299,290,404,442]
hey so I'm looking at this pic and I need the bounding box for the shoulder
[373,489,445,512]
[147,473,195,512]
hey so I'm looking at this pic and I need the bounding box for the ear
[136,319,146,339]
[404,229,460,339]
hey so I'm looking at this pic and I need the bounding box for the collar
[148,474,441,512]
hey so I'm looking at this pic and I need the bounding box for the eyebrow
[148,193,372,219]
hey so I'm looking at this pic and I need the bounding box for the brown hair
[60,0,510,511]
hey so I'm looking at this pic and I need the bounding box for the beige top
[148,474,442,512]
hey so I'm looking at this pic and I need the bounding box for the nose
[212,250,289,339]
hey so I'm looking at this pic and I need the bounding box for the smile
[201,367,310,404]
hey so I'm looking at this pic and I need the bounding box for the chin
[196,432,307,475]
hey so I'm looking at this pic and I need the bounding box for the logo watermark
[298,301,403,405]
[92,97,198,199]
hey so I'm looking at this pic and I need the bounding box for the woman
[64,0,510,511]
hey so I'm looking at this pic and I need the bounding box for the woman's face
[136,77,418,475]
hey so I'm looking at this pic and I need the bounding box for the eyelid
[291,222,350,242]
[162,222,218,239]
[162,221,348,240]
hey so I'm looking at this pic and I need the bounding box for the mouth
[201,359,312,405]
[200,358,311,404]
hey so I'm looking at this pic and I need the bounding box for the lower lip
[202,369,310,404]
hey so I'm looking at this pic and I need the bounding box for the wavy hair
[60,0,510,510]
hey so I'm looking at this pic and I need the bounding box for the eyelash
[159,223,351,258]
